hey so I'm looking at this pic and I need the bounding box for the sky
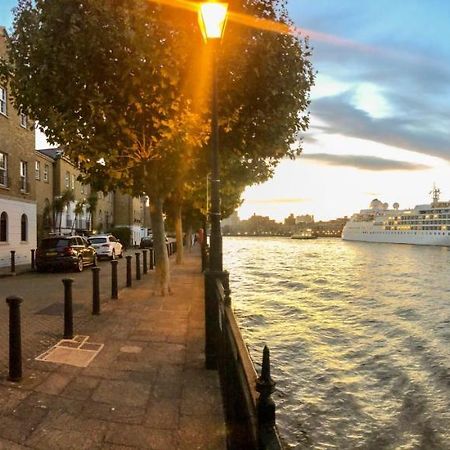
[2,1,450,221]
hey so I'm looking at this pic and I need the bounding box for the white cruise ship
[342,187,450,246]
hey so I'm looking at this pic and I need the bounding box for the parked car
[88,234,124,260]
[36,236,97,272]
[139,235,168,249]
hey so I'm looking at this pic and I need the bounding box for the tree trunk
[150,197,171,295]
[186,226,193,253]
[175,204,184,264]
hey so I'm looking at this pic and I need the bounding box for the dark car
[36,236,97,272]
[139,235,168,249]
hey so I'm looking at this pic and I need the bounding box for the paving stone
[105,423,178,449]
[177,414,227,450]
[60,376,101,401]
[35,371,75,396]
[0,385,31,414]
[81,400,146,425]
[25,427,105,450]
[0,438,29,449]
[144,398,180,429]
[92,380,151,408]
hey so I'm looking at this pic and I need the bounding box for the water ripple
[224,237,450,449]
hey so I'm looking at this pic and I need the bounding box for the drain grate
[35,335,104,367]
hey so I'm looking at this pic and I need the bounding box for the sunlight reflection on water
[223,237,450,450]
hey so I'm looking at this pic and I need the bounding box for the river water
[223,237,450,450]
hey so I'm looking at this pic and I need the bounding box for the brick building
[0,27,37,267]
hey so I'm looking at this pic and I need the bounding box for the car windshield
[89,237,107,244]
[40,238,69,249]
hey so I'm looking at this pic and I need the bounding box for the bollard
[126,255,132,287]
[92,267,100,315]
[135,252,141,280]
[10,250,16,274]
[111,260,118,300]
[6,296,23,382]
[149,248,154,270]
[256,346,276,428]
[62,278,74,339]
[142,250,148,274]
[31,249,36,270]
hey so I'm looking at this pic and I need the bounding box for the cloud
[310,92,450,161]
[246,197,308,204]
[301,152,431,171]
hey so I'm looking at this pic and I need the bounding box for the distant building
[0,27,37,267]
[312,217,349,237]
[295,214,314,225]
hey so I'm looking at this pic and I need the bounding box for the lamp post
[198,2,229,370]
[198,1,228,272]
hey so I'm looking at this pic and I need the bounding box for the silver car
[88,234,124,260]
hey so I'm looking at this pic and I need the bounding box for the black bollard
[149,248,154,270]
[142,250,148,274]
[256,346,276,428]
[62,278,74,339]
[10,250,15,274]
[31,249,36,270]
[111,260,118,300]
[135,252,141,280]
[6,296,23,382]
[126,255,132,287]
[92,267,100,315]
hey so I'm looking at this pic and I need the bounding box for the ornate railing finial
[256,345,276,427]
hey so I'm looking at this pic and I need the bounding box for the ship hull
[342,227,450,246]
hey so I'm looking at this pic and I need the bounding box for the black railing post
[204,269,222,370]
[92,267,100,315]
[135,252,141,280]
[256,346,276,436]
[111,260,118,300]
[62,278,74,339]
[31,249,36,270]
[10,250,16,274]
[126,255,132,287]
[142,250,148,274]
[149,248,154,270]
[6,296,23,382]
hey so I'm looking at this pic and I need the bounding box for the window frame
[20,214,28,242]
[19,160,28,192]
[19,113,27,128]
[43,164,49,182]
[0,211,7,241]
[0,87,7,116]
[35,160,41,180]
[0,152,7,187]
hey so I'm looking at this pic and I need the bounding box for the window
[35,161,41,180]
[19,113,27,128]
[65,171,70,188]
[0,152,7,186]
[43,164,49,182]
[20,161,28,192]
[20,214,27,241]
[0,212,7,241]
[0,87,6,115]
[71,174,75,190]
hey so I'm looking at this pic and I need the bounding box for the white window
[20,161,28,192]
[0,87,6,115]
[19,113,27,128]
[43,164,49,182]
[0,152,7,186]
[71,173,75,190]
[35,161,41,180]
[65,171,70,188]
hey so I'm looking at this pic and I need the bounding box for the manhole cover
[36,302,83,316]
[36,335,104,367]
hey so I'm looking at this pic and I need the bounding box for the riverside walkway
[0,248,227,449]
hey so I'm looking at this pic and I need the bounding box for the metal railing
[205,269,284,450]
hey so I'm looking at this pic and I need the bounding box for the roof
[37,148,64,160]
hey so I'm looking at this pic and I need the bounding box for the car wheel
[36,265,45,273]
[111,250,116,261]
[119,248,124,258]
[76,257,84,272]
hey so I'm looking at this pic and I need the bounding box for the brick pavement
[0,248,227,449]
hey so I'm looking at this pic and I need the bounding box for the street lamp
[198,2,228,273]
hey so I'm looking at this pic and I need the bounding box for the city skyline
[2,1,450,221]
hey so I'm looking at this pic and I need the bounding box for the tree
[5,0,313,292]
